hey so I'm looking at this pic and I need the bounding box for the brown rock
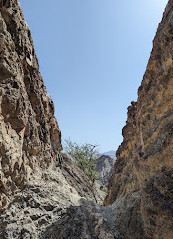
[0,1,105,238]
[105,1,173,238]
[0,0,62,208]
[0,0,173,238]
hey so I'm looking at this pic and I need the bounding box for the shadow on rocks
[39,198,120,239]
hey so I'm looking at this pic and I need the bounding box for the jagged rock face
[61,154,105,201]
[0,0,62,208]
[0,156,105,239]
[0,0,173,239]
[96,155,115,188]
[0,1,105,238]
[105,1,173,238]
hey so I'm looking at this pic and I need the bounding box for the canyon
[0,0,172,238]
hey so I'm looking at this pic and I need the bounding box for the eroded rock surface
[95,155,115,188]
[0,0,173,239]
[105,1,173,238]
[0,0,104,238]
[0,0,62,208]
[0,165,104,239]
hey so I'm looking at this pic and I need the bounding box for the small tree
[65,139,99,202]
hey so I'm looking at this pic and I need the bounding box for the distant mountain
[95,155,115,188]
[102,150,116,160]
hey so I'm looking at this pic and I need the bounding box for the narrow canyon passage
[0,0,172,239]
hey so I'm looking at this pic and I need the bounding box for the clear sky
[19,0,168,153]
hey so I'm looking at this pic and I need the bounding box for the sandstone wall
[0,0,62,208]
[105,1,173,238]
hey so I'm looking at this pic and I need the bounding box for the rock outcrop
[102,151,116,160]
[0,0,104,238]
[105,1,173,238]
[0,0,173,238]
[96,155,115,188]
[0,156,105,239]
[0,0,62,209]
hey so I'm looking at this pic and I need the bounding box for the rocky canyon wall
[0,0,63,208]
[0,2,106,238]
[105,1,173,238]
[0,0,172,238]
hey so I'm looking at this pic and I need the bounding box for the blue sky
[19,0,168,152]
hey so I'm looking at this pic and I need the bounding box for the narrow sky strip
[19,0,168,152]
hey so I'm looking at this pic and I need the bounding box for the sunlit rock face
[0,0,173,238]
[0,1,105,238]
[0,0,62,208]
[105,0,173,238]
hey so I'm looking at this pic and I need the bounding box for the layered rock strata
[105,1,173,238]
